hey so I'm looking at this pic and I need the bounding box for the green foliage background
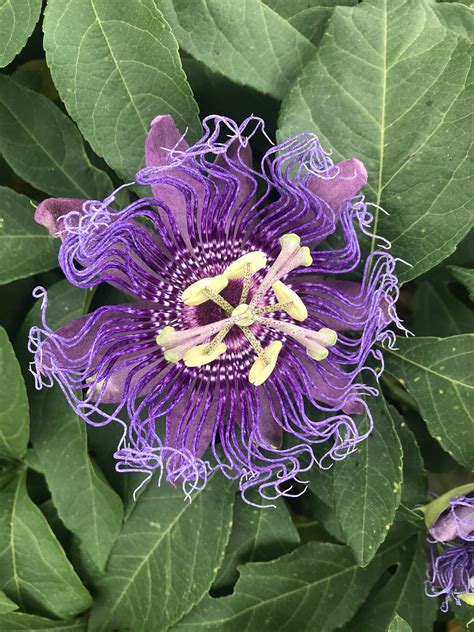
[0,1,472,631]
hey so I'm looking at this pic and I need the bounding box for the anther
[183,342,227,367]
[181,275,229,306]
[223,251,267,279]
[271,281,308,322]
[248,341,282,386]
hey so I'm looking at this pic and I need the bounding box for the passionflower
[422,485,474,610]
[29,115,402,502]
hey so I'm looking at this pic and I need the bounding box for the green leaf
[0,469,92,619]
[0,612,86,631]
[384,335,474,469]
[30,386,124,573]
[263,0,357,44]
[88,473,234,632]
[388,614,413,632]
[157,0,316,99]
[0,187,58,284]
[279,0,473,282]
[332,397,403,566]
[432,0,474,41]
[174,527,414,631]
[0,75,112,199]
[450,265,474,300]
[213,490,300,592]
[413,281,473,337]
[0,327,29,459]
[0,0,42,68]
[43,0,201,180]
[0,590,17,614]
[350,537,436,632]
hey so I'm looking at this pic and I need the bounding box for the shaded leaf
[43,0,201,180]
[0,470,92,619]
[30,386,124,573]
[0,327,29,459]
[0,0,41,68]
[0,590,17,614]
[0,76,112,199]
[213,491,300,592]
[0,187,58,284]
[450,265,474,301]
[279,0,473,282]
[385,335,474,469]
[412,280,473,337]
[350,537,436,632]
[158,0,316,99]
[88,473,234,632]
[174,527,413,632]
[0,612,86,631]
[332,397,403,566]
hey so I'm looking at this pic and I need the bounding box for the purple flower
[429,494,474,543]
[29,115,402,502]
[427,542,474,611]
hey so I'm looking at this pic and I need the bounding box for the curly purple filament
[29,115,404,504]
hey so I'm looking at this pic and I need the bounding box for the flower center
[157,234,337,386]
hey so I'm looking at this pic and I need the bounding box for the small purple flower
[29,115,402,502]
[429,494,474,543]
[427,543,474,611]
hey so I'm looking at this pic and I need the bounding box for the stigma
[157,234,337,386]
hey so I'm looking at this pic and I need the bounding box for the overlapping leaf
[0,187,58,284]
[0,327,29,459]
[450,265,474,300]
[0,0,41,68]
[385,335,474,469]
[0,76,112,199]
[158,0,316,98]
[43,0,201,180]
[279,0,473,282]
[0,470,92,619]
[0,612,86,631]
[388,614,413,632]
[88,473,234,632]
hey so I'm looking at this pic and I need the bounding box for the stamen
[157,318,234,362]
[181,274,229,306]
[255,316,337,360]
[205,324,232,353]
[240,326,269,364]
[223,251,267,279]
[183,342,227,367]
[231,303,255,327]
[202,287,233,312]
[271,280,308,321]
[250,234,312,308]
[248,341,282,386]
[240,262,252,304]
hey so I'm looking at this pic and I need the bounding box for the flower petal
[35,197,85,239]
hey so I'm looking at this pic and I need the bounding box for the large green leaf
[0,0,41,68]
[350,538,436,632]
[174,528,413,632]
[263,0,357,44]
[0,470,92,619]
[332,397,403,566]
[450,265,474,300]
[43,0,201,180]
[0,327,29,459]
[0,612,86,631]
[412,280,473,337]
[279,0,473,282]
[88,473,234,632]
[384,335,474,469]
[0,76,112,199]
[30,386,124,573]
[157,0,316,99]
[213,491,300,592]
[0,187,58,284]
[432,0,474,41]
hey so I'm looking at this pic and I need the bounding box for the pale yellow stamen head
[299,246,312,267]
[316,327,338,346]
[223,251,267,279]
[271,280,308,322]
[279,233,301,249]
[156,325,176,347]
[306,345,329,361]
[183,342,227,367]
[232,303,255,327]
[181,275,228,306]
[248,340,282,386]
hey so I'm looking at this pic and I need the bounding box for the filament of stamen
[205,324,233,354]
[240,262,252,304]
[241,326,270,365]
[203,287,233,312]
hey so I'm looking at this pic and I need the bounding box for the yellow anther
[181,275,228,306]
[231,303,255,327]
[317,328,338,346]
[223,251,267,279]
[248,340,282,386]
[299,246,312,267]
[271,281,308,322]
[279,233,300,249]
[183,342,227,367]
[156,325,176,346]
[306,345,329,361]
